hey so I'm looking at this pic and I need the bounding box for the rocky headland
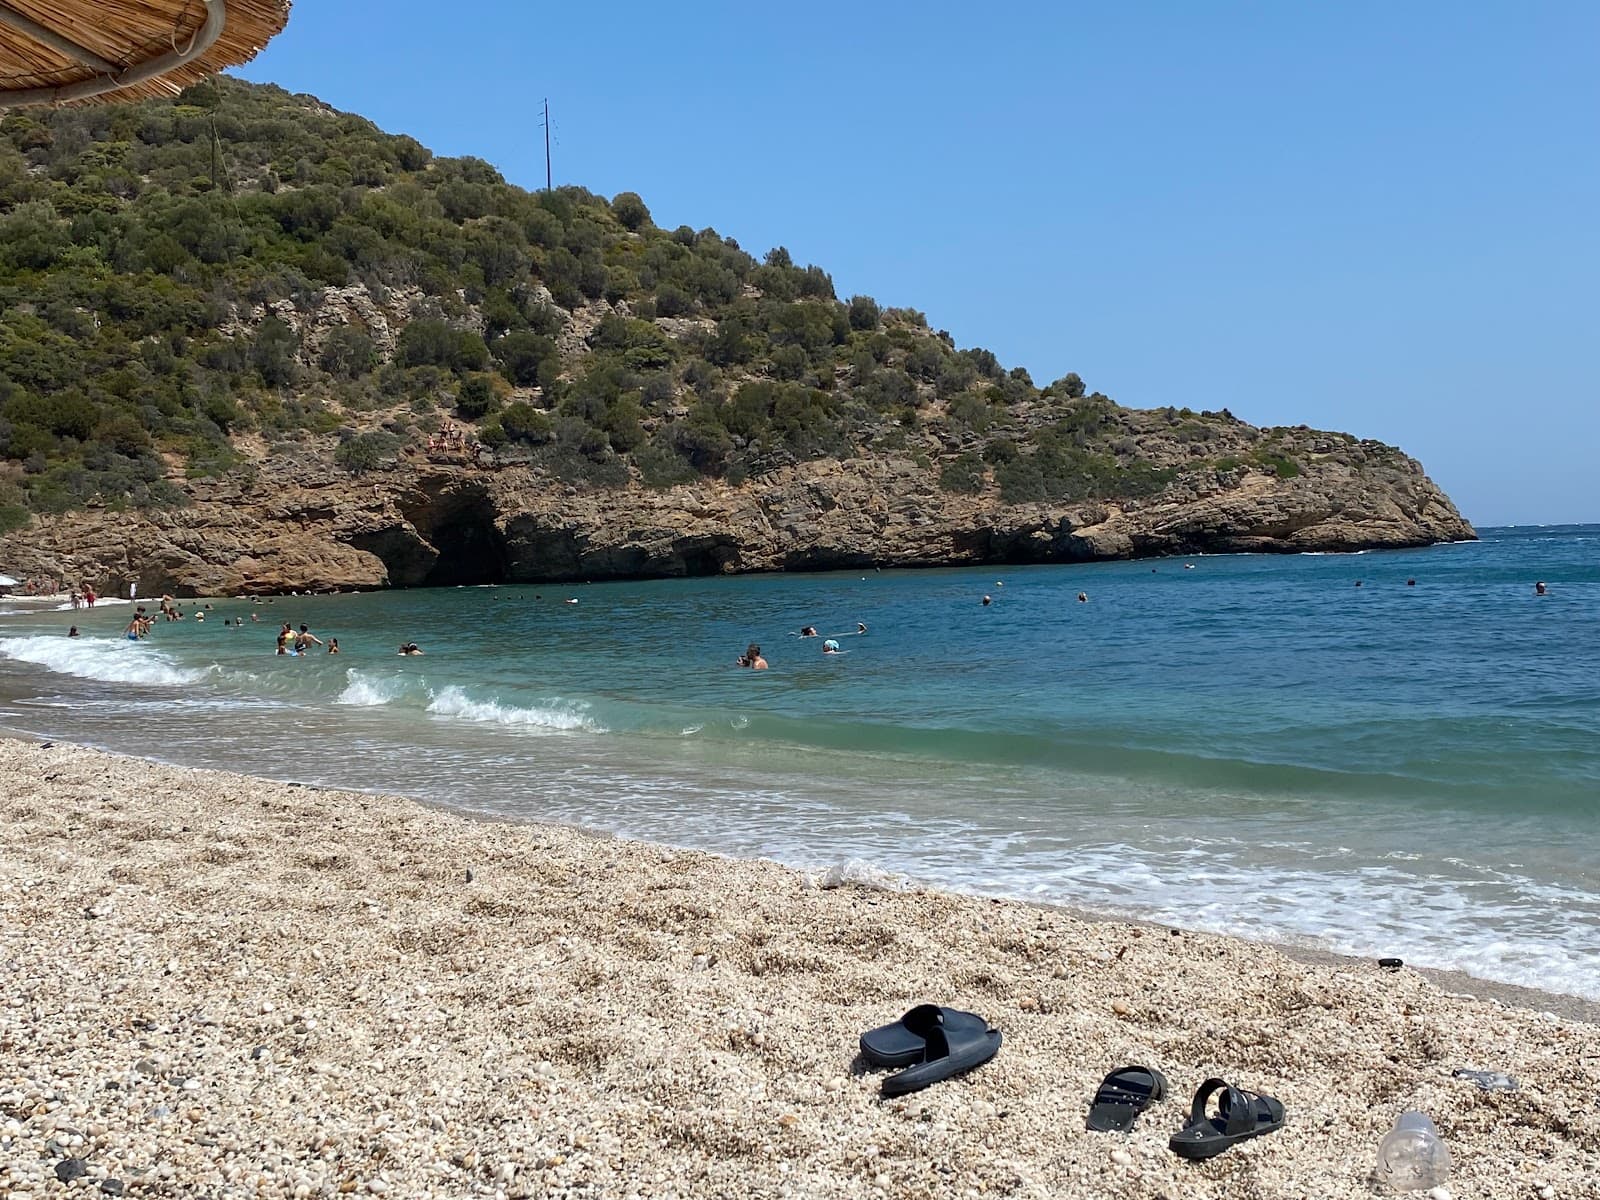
[0,425,1470,596]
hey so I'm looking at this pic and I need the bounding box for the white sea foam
[425,685,601,732]
[336,670,413,707]
[0,634,205,687]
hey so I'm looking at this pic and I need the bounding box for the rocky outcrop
[0,445,1473,597]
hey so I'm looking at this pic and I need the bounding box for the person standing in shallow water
[736,643,768,669]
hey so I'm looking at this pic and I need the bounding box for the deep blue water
[3,525,1597,997]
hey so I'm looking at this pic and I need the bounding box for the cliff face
[0,441,1472,596]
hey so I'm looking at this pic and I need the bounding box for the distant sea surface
[3,526,1597,999]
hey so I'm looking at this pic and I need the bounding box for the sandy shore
[1,741,1596,1199]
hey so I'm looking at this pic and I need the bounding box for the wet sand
[1,739,1596,1198]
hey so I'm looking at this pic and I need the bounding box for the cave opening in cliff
[419,494,509,587]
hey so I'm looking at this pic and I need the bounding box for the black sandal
[1086,1065,1168,1132]
[1169,1077,1285,1160]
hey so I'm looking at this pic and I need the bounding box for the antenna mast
[542,98,552,191]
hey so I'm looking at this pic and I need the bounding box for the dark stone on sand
[101,1180,126,1196]
[1379,957,1404,970]
[56,1158,89,1182]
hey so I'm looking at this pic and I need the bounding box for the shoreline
[2,738,1596,1197]
[4,722,1597,1025]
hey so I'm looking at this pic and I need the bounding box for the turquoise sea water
[2,526,1597,998]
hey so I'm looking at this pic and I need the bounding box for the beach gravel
[1,740,1597,1198]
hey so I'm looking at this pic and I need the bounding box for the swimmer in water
[799,626,818,638]
[1535,581,1547,596]
[398,642,424,656]
[856,622,867,634]
[822,639,841,654]
[68,625,79,638]
[327,638,341,654]
[982,595,992,606]
[1077,592,1088,603]
[736,642,769,669]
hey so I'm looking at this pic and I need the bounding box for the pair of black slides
[859,1006,1285,1161]
[1088,1065,1285,1160]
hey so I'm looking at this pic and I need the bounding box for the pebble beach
[2,738,1597,1199]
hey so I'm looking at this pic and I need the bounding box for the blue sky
[240,2,1598,526]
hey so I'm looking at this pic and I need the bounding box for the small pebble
[1110,1149,1133,1166]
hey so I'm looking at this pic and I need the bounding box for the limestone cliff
[0,432,1471,596]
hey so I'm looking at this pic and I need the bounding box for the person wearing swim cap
[822,639,841,654]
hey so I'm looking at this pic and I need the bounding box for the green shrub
[939,452,986,494]
[333,430,400,474]
[456,374,497,419]
[499,401,553,444]
[0,502,31,533]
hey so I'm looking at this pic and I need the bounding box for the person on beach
[69,590,80,610]
[736,643,768,669]
[84,586,95,608]
[398,642,424,656]
[327,639,341,654]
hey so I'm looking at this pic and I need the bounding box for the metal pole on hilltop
[543,98,552,191]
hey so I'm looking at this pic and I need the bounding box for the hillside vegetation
[0,78,1394,534]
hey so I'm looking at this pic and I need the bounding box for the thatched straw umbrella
[0,0,290,107]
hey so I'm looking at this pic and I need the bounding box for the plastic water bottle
[1376,1111,1451,1191]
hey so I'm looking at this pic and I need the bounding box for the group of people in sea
[737,621,869,667]
[276,623,340,655]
